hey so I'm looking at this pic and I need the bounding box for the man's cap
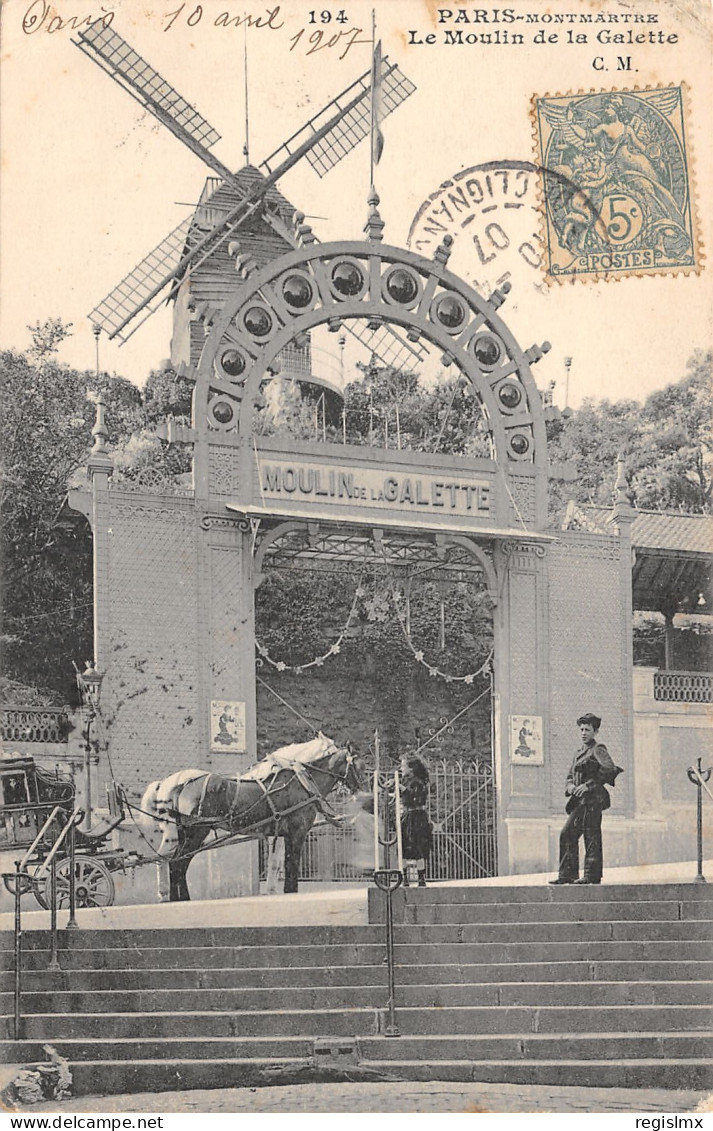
[577,712,602,729]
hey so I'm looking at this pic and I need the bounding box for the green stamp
[533,86,699,281]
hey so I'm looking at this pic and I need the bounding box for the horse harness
[167,747,358,838]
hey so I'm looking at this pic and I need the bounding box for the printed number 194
[308,9,348,22]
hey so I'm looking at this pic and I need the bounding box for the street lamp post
[76,660,104,831]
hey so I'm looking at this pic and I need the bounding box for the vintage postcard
[1,0,712,1119]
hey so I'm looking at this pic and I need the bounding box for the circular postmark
[407,160,548,299]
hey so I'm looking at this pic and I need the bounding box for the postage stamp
[532,85,700,281]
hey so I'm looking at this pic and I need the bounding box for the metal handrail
[13,862,22,1040]
[11,805,82,1040]
[30,805,84,881]
[16,804,66,871]
[372,733,403,1037]
[687,759,712,884]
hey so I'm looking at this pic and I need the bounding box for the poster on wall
[510,715,544,765]
[210,700,246,753]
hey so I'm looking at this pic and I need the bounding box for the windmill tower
[75,23,423,387]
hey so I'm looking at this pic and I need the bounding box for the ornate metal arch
[192,237,550,487]
[435,533,499,604]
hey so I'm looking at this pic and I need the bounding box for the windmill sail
[259,58,416,179]
[80,28,417,342]
[344,320,428,371]
[75,24,235,183]
[89,216,195,337]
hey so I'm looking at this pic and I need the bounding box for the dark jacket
[401,774,428,811]
[400,769,432,860]
[564,741,622,814]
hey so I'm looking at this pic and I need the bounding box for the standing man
[550,713,622,885]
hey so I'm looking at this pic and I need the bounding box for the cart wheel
[46,857,116,909]
[32,872,50,910]
[24,863,51,910]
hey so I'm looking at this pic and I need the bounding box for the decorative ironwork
[256,523,492,575]
[0,709,70,745]
[654,670,713,703]
[110,466,193,496]
[386,574,494,685]
[199,240,549,477]
[428,757,497,881]
[273,755,497,883]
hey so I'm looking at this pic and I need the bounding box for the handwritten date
[290,25,369,60]
[163,4,284,31]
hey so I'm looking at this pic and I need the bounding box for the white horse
[139,736,363,900]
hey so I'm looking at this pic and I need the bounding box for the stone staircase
[2,882,712,1095]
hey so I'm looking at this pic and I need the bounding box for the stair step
[400,921,712,942]
[0,925,381,952]
[393,941,713,962]
[403,901,713,924]
[371,883,713,908]
[9,1008,381,1041]
[381,1004,713,1035]
[1,944,386,972]
[16,959,713,991]
[6,1031,713,1067]
[357,1057,713,1090]
[390,941,713,964]
[7,980,711,1016]
[360,1032,713,1061]
[66,1058,336,1096]
[3,1036,315,1063]
[8,937,711,973]
[30,1055,713,1096]
[9,1003,712,1041]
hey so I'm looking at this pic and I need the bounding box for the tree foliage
[255,560,494,757]
[547,350,712,520]
[1,322,143,701]
[255,362,492,458]
[2,317,710,716]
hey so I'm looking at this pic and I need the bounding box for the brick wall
[98,493,201,797]
[256,666,492,767]
[547,532,632,814]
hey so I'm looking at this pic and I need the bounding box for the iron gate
[259,757,497,883]
[428,758,497,880]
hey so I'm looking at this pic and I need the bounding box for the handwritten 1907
[20,1,369,63]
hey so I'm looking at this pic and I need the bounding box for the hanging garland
[383,564,494,685]
[256,578,366,674]
[256,557,493,685]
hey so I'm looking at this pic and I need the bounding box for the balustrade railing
[0,707,69,744]
[653,671,713,703]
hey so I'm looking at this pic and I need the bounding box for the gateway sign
[258,456,492,520]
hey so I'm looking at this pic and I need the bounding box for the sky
[0,0,711,409]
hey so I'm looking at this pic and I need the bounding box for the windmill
[74,22,426,376]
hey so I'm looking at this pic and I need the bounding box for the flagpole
[243,21,250,163]
[369,7,376,190]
